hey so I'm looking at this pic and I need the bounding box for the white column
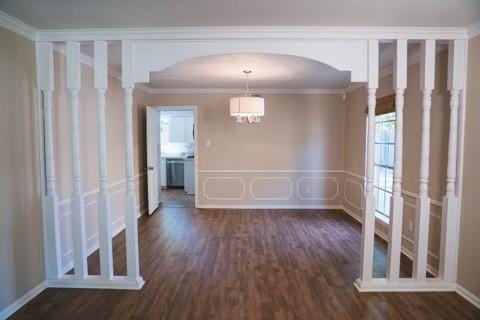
[439,39,466,283]
[413,40,436,281]
[67,41,88,279]
[37,42,63,278]
[122,41,143,284]
[440,40,466,283]
[387,39,407,281]
[94,41,114,280]
[357,39,379,286]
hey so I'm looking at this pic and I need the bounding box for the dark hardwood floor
[160,188,196,208]
[11,208,480,319]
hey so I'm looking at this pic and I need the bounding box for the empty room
[1,1,480,319]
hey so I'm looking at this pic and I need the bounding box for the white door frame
[154,105,199,208]
[146,106,160,215]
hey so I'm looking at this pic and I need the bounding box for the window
[373,112,395,223]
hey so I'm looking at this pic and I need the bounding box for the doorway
[146,106,198,213]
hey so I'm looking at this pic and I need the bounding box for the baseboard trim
[456,285,480,309]
[47,275,145,290]
[354,278,455,292]
[196,204,344,209]
[0,281,47,320]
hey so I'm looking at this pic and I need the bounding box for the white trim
[297,176,339,200]
[345,45,448,93]
[35,26,468,42]
[144,87,345,95]
[468,21,480,39]
[0,282,47,320]
[344,178,364,210]
[403,199,441,221]
[354,278,455,292]
[197,204,344,209]
[401,189,442,207]
[153,105,199,207]
[61,203,147,273]
[0,10,36,41]
[57,173,145,208]
[202,177,246,201]
[47,275,144,290]
[250,177,293,201]
[52,44,151,94]
[456,285,480,309]
[344,170,443,207]
[342,205,440,277]
[198,169,345,174]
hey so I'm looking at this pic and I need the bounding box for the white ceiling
[148,53,351,90]
[78,42,415,91]
[1,0,479,29]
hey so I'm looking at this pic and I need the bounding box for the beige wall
[0,27,44,310]
[457,35,480,298]
[149,93,346,207]
[1,24,479,311]
[343,50,451,274]
[51,51,149,272]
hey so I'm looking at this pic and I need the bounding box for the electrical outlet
[205,139,211,147]
[408,220,413,232]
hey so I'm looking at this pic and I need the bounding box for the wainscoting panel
[343,171,442,275]
[57,173,147,273]
[198,170,344,208]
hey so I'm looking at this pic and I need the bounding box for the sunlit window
[374,112,395,223]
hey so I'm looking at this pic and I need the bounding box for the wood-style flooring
[11,208,480,320]
[160,188,195,208]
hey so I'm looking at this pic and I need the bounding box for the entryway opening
[146,106,198,213]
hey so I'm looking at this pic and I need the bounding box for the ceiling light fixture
[229,70,265,124]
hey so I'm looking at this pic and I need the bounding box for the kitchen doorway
[145,106,198,213]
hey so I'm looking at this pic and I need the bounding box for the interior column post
[356,39,379,288]
[387,39,407,281]
[67,41,88,279]
[122,40,144,286]
[413,39,436,282]
[37,42,63,279]
[440,39,466,283]
[94,41,114,280]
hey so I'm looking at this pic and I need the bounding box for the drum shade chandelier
[229,70,265,124]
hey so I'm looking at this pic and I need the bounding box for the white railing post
[37,42,63,279]
[440,39,466,283]
[67,41,88,279]
[122,41,144,286]
[94,41,114,280]
[387,39,407,281]
[356,39,379,288]
[413,40,436,281]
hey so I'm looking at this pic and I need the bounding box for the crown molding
[468,21,480,39]
[142,87,345,95]
[0,10,470,43]
[0,10,36,40]
[35,26,469,42]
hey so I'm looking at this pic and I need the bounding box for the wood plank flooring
[160,188,196,208]
[11,208,480,320]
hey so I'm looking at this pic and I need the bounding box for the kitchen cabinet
[184,159,195,195]
[168,116,194,144]
[184,117,194,144]
[168,117,186,143]
[160,157,166,187]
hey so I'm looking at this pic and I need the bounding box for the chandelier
[229,70,265,124]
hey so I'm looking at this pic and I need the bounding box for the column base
[354,278,455,292]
